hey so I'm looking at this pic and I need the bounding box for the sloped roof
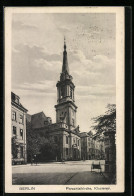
[31,112,48,129]
[11,92,28,112]
[80,132,89,137]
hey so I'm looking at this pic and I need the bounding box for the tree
[26,122,44,162]
[40,135,63,162]
[92,104,116,181]
[26,121,62,162]
[12,136,18,158]
[88,131,93,136]
[92,104,116,134]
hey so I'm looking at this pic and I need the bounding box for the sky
[11,13,116,132]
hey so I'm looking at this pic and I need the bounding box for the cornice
[55,100,77,109]
[11,101,28,113]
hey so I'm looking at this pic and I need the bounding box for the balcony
[50,122,68,130]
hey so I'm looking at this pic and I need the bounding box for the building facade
[80,132,105,160]
[11,92,28,164]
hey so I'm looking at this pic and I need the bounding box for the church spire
[62,37,69,74]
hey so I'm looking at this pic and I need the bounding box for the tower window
[70,88,73,98]
[61,87,65,98]
[66,136,68,144]
[72,119,74,126]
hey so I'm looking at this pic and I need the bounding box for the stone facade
[11,92,28,164]
[80,132,105,160]
[104,130,116,173]
[48,123,81,161]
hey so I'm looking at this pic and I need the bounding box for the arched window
[61,86,65,98]
[66,136,68,144]
[70,87,73,98]
[72,118,74,126]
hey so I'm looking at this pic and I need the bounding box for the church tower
[55,38,77,130]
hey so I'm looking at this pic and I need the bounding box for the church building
[54,39,81,160]
[27,39,81,161]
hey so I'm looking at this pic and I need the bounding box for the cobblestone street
[12,161,111,185]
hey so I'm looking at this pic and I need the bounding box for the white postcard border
[5,6,124,193]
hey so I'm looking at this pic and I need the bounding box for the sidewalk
[102,172,116,184]
[13,160,105,166]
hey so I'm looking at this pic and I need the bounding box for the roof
[31,111,46,118]
[11,92,28,112]
[30,112,51,129]
[79,132,89,137]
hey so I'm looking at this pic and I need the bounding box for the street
[12,161,110,185]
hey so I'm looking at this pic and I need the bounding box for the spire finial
[64,36,66,50]
[62,36,69,74]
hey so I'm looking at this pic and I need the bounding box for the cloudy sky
[12,13,116,132]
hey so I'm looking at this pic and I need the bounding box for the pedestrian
[31,155,33,165]
[34,154,37,165]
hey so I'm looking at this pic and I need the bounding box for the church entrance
[72,148,80,160]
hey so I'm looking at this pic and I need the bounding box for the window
[66,136,68,144]
[73,138,75,143]
[72,119,74,126]
[20,129,23,139]
[15,98,19,104]
[61,87,65,98]
[78,140,79,146]
[20,146,23,158]
[66,148,68,156]
[13,126,16,135]
[20,115,23,124]
[12,111,16,121]
[70,88,73,98]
